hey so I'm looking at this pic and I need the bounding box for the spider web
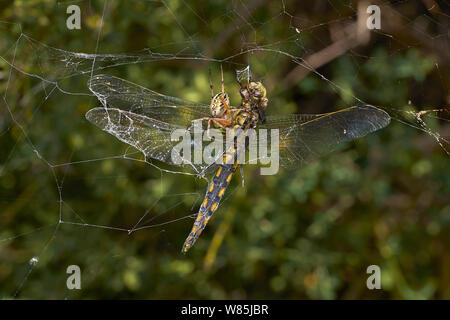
[0,0,449,299]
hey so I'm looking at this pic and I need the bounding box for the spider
[193,66,240,135]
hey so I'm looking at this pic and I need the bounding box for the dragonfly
[86,70,391,253]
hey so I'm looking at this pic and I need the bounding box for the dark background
[0,0,449,299]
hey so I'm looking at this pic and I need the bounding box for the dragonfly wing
[260,105,391,169]
[88,74,211,126]
[86,107,218,176]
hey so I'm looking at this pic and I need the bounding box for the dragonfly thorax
[232,109,258,129]
[210,92,230,117]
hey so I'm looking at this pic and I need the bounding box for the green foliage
[0,0,449,299]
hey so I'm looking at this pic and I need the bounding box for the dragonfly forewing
[88,74,212,126]
[86,107,218,176]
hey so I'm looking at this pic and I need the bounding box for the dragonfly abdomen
[181,122,253,253]
[181,159,238,254]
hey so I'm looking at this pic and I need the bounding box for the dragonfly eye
[247,83,259,100]
[248,82,267,100]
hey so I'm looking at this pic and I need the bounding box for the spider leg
[191,117,213,124]
[209,68,214,99]
[220,64,224,94]
[190,117,213,132]
[220,97,230,113]
[192,117,231,138]
[211,118,231,129]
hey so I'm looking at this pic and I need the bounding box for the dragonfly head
[248,81,267,100]
[239,81,268,123]
[210,92,230,117]
[248,81,268,124]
